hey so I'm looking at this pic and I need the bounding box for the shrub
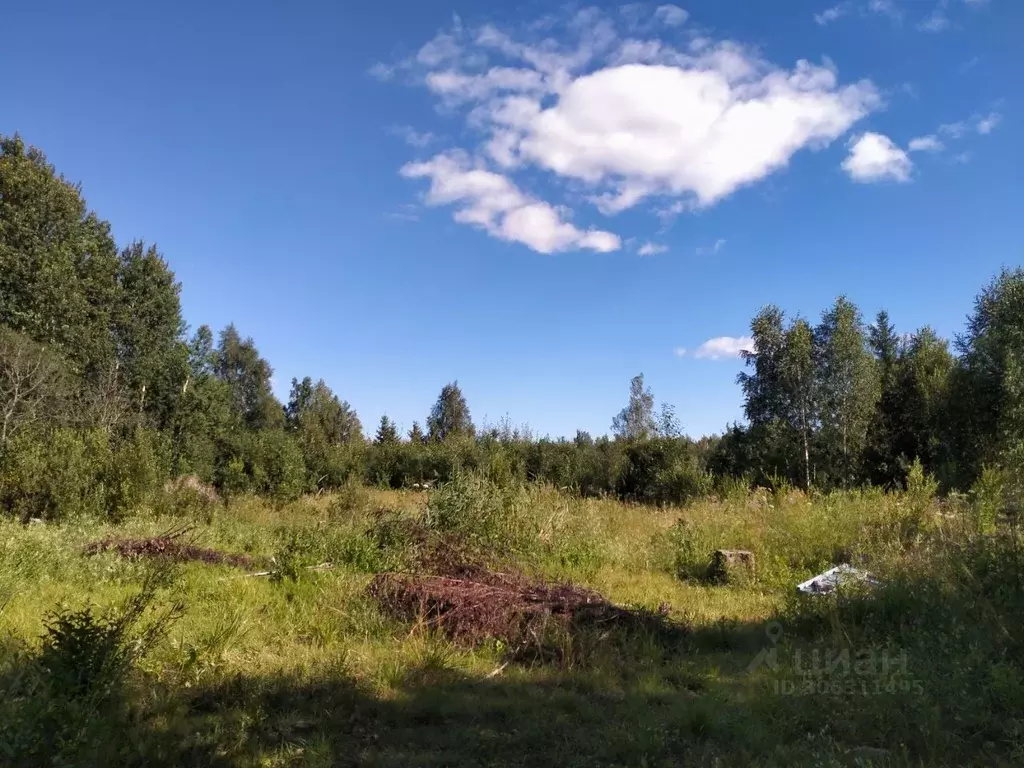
[0,569,183,765]
[972,465,1007,535]
[424,471,536,562]
[159,475,221,522]
[667,519,712,581]
[105,428,169,520]
[327,480,371,520]
[0,427,127,521]
[617,438,712,505]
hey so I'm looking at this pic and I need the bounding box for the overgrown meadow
[2,468,1022,767]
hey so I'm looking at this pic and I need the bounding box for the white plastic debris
[796,564,878,595]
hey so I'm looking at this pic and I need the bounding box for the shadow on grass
[0,615,928,768]
[7,568,1021,768]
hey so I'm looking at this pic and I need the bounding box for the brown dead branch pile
[84,525,253,568]
[368,567,683,651]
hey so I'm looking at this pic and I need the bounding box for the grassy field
[1,475,1022,767]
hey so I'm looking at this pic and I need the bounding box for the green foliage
[158,475,221,522]
[954,268,1024,484]
[4,127,1024,532]
[0,568,182,766]
[424,471,535,561]
[216,324,284,431]
[0,135,121,376]
[814,296,880,487]
[0,327,72,446]
[617,438,712,505]
[427,381,474,441]
[375,414,399,444]
[611,373,657,441]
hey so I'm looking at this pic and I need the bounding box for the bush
[0,427,168,522]
[159,475,221,522]
[0,569,183,765]
[617,438,712,505]
[424,471,536,562]
[105,428,169,520]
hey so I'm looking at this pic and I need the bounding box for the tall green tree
[782,317,816,489]
[869,310,900,380]
[215,325,283,430]
[427,381,473,441]
[611,374,657,441]
[375,414,399,444]
[408,421,425,444]
[815,297,880,487]
[0,135,121,378]
[894,327,953,476]
[286,377,362,488]
[657,402,682,438]
[168,325,236,479]
[113,241,188,425]
[865,310,903,486]
[0,328,70,446]
[286,377,361,444]
[953,268,1024,482]
[738,307,788,428]
[738,306,809,484]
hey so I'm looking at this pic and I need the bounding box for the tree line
[1,134,1021,519]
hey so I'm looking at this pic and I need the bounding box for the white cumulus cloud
[842,132,913,182]
[638,242,669,256]
[694,336,755,360]
[379,8,879,250]
[512,60,878,212]
[401,152,620,254]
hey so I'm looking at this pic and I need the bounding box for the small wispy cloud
[917,7,950,32]
[638,242,669,256]
[939,111,1001,138]
[673,346,687,358]
[939,121,967,139]
[815,1,853,25]
[908,135,944,153]
[696,238,726,256]
[389,125,437,148]
[693,336,755,360]
[385,203,421,222]
[976,112,1001,134]
[654,4,689,26]
[959,56,981,72]
[368,62,395,81]
[867,0,903,23]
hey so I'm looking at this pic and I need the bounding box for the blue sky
[2,0,1020,438]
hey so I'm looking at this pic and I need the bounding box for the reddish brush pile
[368,566,683,653]
[84,525,253,568]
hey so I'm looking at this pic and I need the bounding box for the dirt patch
[84,526,253,568]
[368,567,684,655]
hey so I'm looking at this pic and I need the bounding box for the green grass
[1,481,1022,766]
